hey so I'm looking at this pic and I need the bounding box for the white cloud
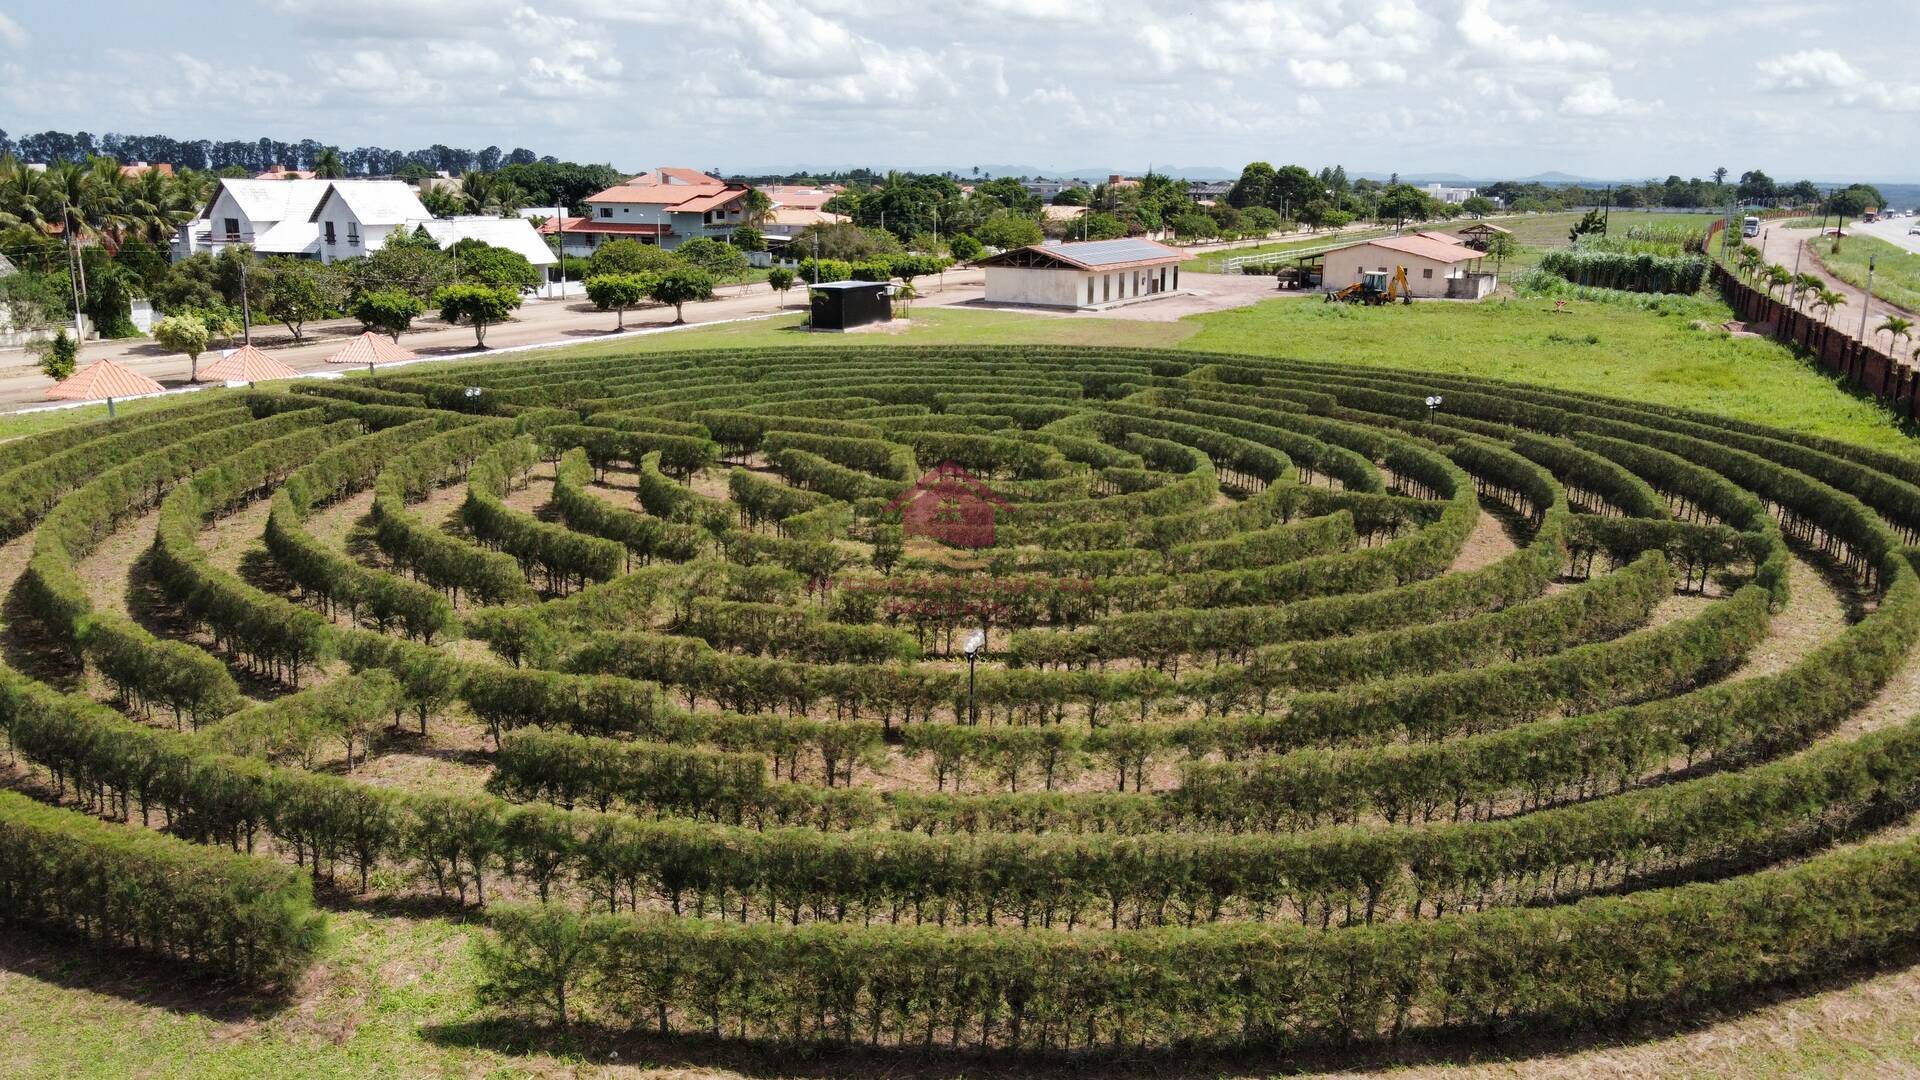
[1757,48,1859,91]
[0,13,27,49]
[1456,0,1607,66]
[1560,76,1657,118]
[1758,48,1920,112]
[1288,59,1355,90]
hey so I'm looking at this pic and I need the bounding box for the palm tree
[0,154,58,232]
[1879,316,1915,354]
[1813,289,1846,326]
[1763,264,1792,299]
[122,168,196,245]
[1736,245,1763,280]
[40,161,100,298]
[1792,272,1822,309]
[313,147,346,179]
[459,170,526,216]
[741,187,773,227]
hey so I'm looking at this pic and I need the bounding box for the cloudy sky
[0,0,1912,180]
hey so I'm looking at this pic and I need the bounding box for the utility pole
[66,235,84,341]
[1859,255,1876,343]
[552,198,564,299]
[1789,231,1805,311]
[239,255,253,345]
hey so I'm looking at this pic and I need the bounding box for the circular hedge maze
[5,343,1920,1056]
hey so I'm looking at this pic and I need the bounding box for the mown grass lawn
[1820,232,1920,315]
[1180,291,1914,452]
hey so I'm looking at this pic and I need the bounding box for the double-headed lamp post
[963,628,985,726]
[1425,394,1444,419]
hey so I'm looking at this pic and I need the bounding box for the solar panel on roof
[1052,239,1175,266]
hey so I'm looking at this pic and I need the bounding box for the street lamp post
[1425,394,1443,420]
[963,628,985,726]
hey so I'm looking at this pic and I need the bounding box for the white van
[1741,216,1761,238]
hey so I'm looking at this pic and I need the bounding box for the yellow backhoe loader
[1325,265,1413,305]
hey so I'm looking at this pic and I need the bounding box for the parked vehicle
[1742,216,1761,237]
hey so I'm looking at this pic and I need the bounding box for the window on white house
[600,207,612,218]
[1422,268,1433,278]
[347,223,359,245]
[223,217,240,239]
[1087,277,1095,304]
[323,221,336,244]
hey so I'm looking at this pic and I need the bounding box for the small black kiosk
[808,280,892,331]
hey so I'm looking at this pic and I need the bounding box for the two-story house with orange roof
[544,168,754,257]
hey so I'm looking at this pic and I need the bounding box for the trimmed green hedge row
[475,828,1920,1047]
[0,788,323,988]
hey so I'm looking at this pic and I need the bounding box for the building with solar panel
[975,238,1188,310]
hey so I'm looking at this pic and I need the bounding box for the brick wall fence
[1708,219,1917,419]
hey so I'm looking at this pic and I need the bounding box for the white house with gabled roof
[180,178,427,262]
[177,179,552,281]
[308,182,432,262]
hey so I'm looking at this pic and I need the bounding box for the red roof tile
[325,331,418,367]
[1349,234,1485,264]
[585,173,749,211]
[198,344,299,383]
[46,359,166,401]
[538,219,674,237]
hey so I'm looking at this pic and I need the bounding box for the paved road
[1852,214,1920,255]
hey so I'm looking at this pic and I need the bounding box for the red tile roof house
[544,169,753,257]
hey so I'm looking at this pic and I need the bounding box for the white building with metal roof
[415,216,557,271]
[177,180,553,281]
[309,181,432,262]
[976,238,1189,310]
[180,178,428,262]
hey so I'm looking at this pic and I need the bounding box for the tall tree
[1226,162,1275,209]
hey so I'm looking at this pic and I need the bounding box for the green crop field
[8,279,1920,1078]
